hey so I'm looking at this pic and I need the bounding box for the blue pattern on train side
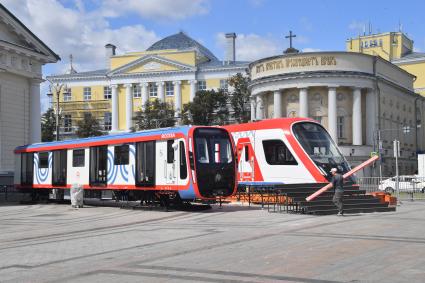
[34,152,52,183]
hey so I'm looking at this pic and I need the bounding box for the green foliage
[228,73,251,123]
[75,114,103,138]
[181,89,229,126]
[41,108,56,142]
[133,99,176,130]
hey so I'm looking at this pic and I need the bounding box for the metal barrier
[357,176,425,201]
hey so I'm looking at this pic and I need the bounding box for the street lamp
[46,81,66,141]
[374,125,412,180]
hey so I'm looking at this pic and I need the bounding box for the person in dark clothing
[331,168,344,216]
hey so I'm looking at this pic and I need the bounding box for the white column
[328,87,337,142]
[256,94,264,120]
[250,96,256,121]
[366,88,376,146]
[273,90,282,118]
[140,82,148,110]
[111,84,119,132]
[299,88,308,118]
[29,80,41,143]
[190,80,197,102]
[173,81,182,121]
[352,87,362,145]
[157,81,165,102]
[125,84,133,131]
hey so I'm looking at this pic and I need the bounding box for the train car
[14,126,236,202]
[223,118,352,187]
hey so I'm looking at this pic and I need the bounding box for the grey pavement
[0,201,424,283]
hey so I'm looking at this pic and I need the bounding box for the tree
[41,108,56,142]
[181,89,229,126]
[133,99,176,130]
[75,114,103,138]
[228,73,251,123]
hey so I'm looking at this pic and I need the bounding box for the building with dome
[47,32,248,136]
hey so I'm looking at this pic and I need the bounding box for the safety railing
[357,176,425,201]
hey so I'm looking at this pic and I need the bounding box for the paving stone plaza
[0,202,424,282]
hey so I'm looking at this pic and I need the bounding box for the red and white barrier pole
[306,155,379,202]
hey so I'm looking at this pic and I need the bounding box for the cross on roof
[285,31,296,48]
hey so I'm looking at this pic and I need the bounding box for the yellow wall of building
[346,32,413,61]
[181,81,190,105]
[398,61,425,95]
[160,51,196,66]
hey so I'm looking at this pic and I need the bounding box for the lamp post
[375,125,411,180]
[46,81,66,141]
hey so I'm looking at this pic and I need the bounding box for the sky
[2,0,425,111]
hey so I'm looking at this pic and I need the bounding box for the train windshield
[292,122,350,180]
[193,128,235,198]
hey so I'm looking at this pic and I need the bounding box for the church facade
[0,4,59,180]
[47,32,248,136]
[249,51,425,176]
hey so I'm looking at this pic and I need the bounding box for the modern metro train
[14,126,236,201]
[223,118,352,187]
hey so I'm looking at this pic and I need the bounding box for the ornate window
[149,83,157,97]
[63,115,72,132]
[63,88,72,102]
[133,85,141,98]
[103,86,112,99]
[197,80,207,91]
[104,112,112,131]
[220,79,228,92]
[165,82,174,96]
[83,87,91,101]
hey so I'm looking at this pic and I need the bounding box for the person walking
[331,168,344,216]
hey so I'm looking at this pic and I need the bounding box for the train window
[262,140,298,165]
[196,138,210,163]
[244,145,249,162]
[179,141,187,179]
[73,149,85,167]
[39,152,49,168]
[114,145,129,165]
[167,140,174,164]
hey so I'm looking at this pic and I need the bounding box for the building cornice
[249,70,420,99]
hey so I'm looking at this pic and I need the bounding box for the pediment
[109,55,195,75]
[0,5,59,62]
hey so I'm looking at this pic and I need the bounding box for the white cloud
[1,0,163,112]
[216,33,281,61]
[100,0,210,21]
[302,48,321,52]
[2,0,159,73]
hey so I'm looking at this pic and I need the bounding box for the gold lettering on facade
[255,56,337,74]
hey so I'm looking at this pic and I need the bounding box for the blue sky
[2,0,425,110]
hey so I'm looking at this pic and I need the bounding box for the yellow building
[47,32,248,137]
[346,31,425,95]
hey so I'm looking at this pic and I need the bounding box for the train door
[237,141,254,182]
[135,141,155,187]
[21,152,34,186]
[177,140,188,186]
[89,146,107,186]
[165,140,177,184]
[52,150,67,186]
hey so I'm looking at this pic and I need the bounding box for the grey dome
[147,32,218,61]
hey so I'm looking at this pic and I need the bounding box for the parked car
[378,176,425,194]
